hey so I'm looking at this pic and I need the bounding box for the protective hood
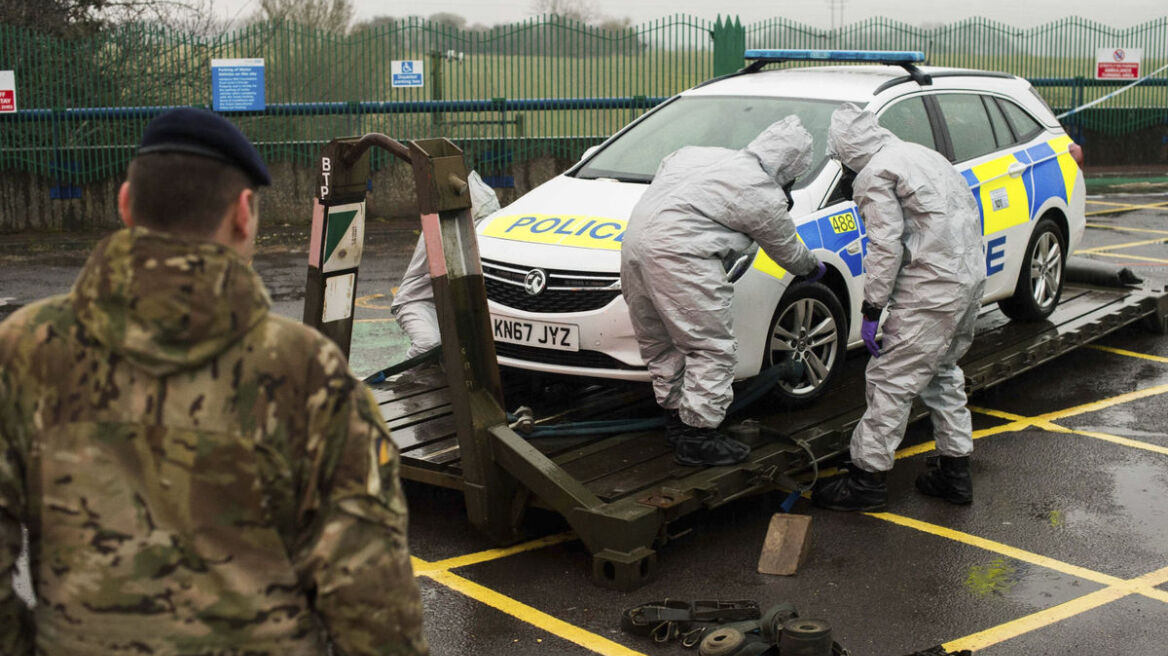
[744,115,814,186]
[71,227,271,376]
[827,103,895,172]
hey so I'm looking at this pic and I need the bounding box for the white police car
[477,50,1085,404]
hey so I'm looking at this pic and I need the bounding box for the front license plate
[491,316,579,352]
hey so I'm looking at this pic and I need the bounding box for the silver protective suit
[621,116,819,428]
[826,103,986,472]
[391,171,501,358]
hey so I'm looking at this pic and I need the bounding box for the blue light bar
[744,49,926,64]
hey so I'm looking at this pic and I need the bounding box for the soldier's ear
[229,188,256,242]
[118,181,134,227]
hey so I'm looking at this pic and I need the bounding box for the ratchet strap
[621,599,854,654]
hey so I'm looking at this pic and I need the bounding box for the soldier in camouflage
[0,108,428,655]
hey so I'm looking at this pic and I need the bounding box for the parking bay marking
[1084,200,1168,217]
[1086,344,1168,364]
[867,514,1168,651]
[1086,222,1168,236]
[410,542,647,656]
[401,359,1168,654]
[1074,236,1168,254]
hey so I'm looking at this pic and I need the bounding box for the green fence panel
[1,15,1166,190]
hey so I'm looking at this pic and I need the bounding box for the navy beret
[137,107,271,187]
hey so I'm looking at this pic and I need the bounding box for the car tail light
[1069,142,1084,168]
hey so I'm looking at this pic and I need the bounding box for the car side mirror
[580,145,601,162]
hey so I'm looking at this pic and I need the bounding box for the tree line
[0,0,633,38]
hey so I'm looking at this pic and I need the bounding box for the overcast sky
[212,0,1167,30]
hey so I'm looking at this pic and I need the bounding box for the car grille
[495,343,645,371]
[482,259,622,313]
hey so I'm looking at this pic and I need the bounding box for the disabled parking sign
[0,71,15,113]
[392,60,424,88]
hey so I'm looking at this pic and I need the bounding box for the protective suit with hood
[621,115,820,466]
[812,103,985,511]
[391,170,501,359]
[0,228,427,654]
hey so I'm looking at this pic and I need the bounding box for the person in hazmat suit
[621,115,826,467]
[391,171,501,359]
[812,103,986,511]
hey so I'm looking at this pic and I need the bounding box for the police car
[477,50,1085,404]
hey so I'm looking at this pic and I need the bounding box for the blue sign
[211,58,265,112]
[392,60,424,88]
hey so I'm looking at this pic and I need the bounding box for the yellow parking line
[1083,200,1168,217]
[866,513,1122,585]
[410,547,647,656]
[1086,344,1168,364]
[1058,426,1168,457]
[945,565,1168,651]
[892,420,1029,461]
[1085,200,1168,209]
[1075,237,1168,254]
[1086,223,1168,236]
[968,406,1030,422]
[420,532,578,573]
[870,514,1168,651]
[421,568,647,656]
[944,586,1131,651]
[1089,251,1168,265]
[1037,382,1168,422]
[356,293,395,310]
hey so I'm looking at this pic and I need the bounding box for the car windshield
[575,95,842,186]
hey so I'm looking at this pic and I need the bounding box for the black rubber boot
[664,409,686,448]
[674,427,751,467]
[915,455,973,505]
[811,466,888,511]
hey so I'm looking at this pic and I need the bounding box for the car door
[932,92,1039,300]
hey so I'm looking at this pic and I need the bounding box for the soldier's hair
[127,153,255,237]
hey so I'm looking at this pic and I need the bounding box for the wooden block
[757,513,812,576]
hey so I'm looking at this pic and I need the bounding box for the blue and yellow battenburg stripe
[753,208,866,280]
[961,135,1080,236]
[483,136,1078,278]
[481,214,626,250]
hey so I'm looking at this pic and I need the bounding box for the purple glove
[805,261,827,283]
[861,318,881,358]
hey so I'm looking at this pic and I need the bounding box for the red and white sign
[0,71,15,113]
[1096,48,1142,80]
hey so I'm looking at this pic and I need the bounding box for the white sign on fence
[392,60,424,88]
[0,71,16,113]
[1096,48,1142,80]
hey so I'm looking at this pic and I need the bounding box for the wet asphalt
[1,194,1167,655]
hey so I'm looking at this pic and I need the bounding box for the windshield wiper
[575,171,652,184]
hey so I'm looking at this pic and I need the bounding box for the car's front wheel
[764,281,847,408]
[999,217,1066,321]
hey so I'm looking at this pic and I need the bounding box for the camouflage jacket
[0,228,427,656]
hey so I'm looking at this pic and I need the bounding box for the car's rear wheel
[999,217,1066,321]
[764,281,847,408]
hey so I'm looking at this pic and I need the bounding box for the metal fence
[1,15,1166,190]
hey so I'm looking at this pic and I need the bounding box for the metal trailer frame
[304,134,1168,590]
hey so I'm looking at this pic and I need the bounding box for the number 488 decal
[829,212,858,234]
